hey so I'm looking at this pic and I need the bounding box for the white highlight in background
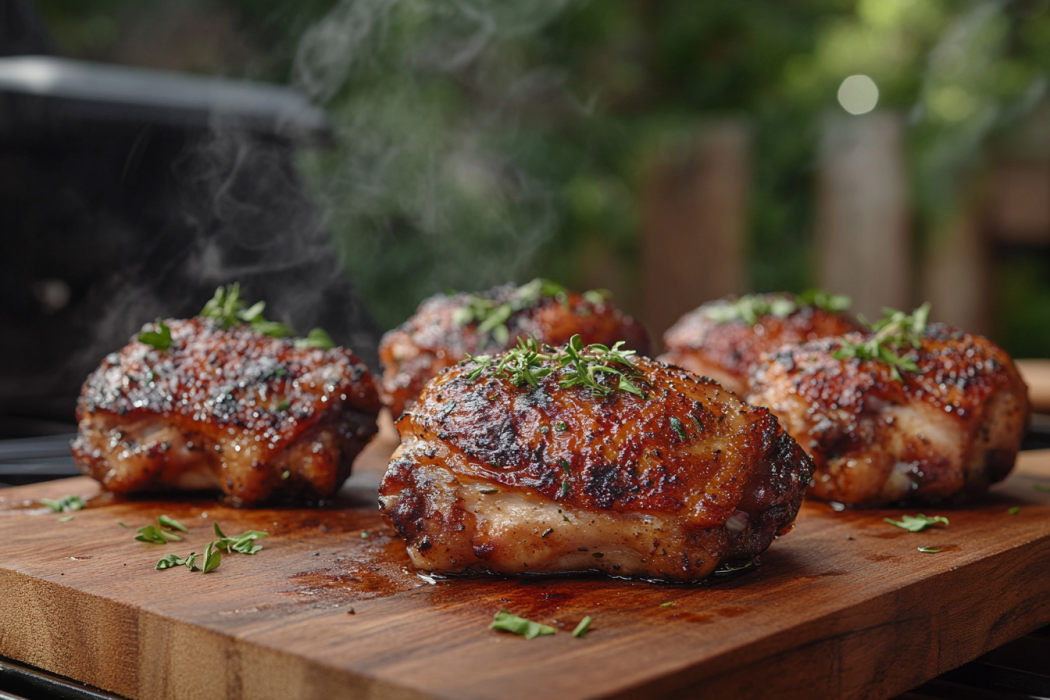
[837,75,880,115]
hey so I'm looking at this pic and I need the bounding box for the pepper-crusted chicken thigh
[660,292,859,395]
[748,316,1029,506]
[379,279,650,417]
[73,318,381,507]
[379,337,812,581]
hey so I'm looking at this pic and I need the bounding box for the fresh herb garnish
[917,547,941,553]
[276,400,290,412]
[452,279,568,347]
[200,284,294,338]
[833,303,931,381]
[489,609,556,639]
[1008,506,1021,515]
[137,319,173,351]
[294,327,335,350]
[201,541,221,573]
[212,522,268,555]
[704,290,850,326]
[157,515,188,533]
[360,531,371,539]
[156,553,198,571]
[1034,483,1050,493]
[281,470,291,480]
[572,616,593,638]
[40,495,85,513]
[135,524,181,544]
[884,513,949,532]
[465,335,645,399]
[670,417,688,441]
[659,602,676,607]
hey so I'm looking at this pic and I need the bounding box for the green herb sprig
[40,495,85,513]
[884,513,949,532]
[200,284,336,350]
[833,303,931,381]
[137,320,172,351]
[212,522,268,555]
[489,609,556,639]
[465,335,645,399]
[153,522,268,574]
[705,290,851,326]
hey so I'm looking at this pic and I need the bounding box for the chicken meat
[748,317,1029,506]
[379,279,650,417]
[379,337,812,581]
[660,292,859,395]
[73,317,381,507]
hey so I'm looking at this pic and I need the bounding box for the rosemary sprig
[705,290,851,326]
[833,303,930,381]
[464,335,645,399]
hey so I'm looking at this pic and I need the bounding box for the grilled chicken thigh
[379,337,812,581]
[379,279,650,417]
[660,292,859,395]
[73,317,381,506]
[748,321,1029,506]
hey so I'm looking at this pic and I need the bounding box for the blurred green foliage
[33,0,1050,354]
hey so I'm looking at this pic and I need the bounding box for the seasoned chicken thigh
[379,337,812,581]
[748,309,1029,506]
[379,279,650,417]
[72,290,380,507]
[660,292,859,395]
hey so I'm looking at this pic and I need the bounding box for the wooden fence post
[816,111,911,319]
[640,120,750,348]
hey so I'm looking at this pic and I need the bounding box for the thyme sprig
[451,279,608,347]
[833,303,931,381]
[464,335,645,399]
[705,290,851,326]
[200,284,334,348]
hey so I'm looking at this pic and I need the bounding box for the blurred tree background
[33,0,1050,354]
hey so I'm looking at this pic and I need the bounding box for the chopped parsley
[572,616,593,638]
[137,319,172,351]
[40,495,85,513]
[465,335,645,399]
[489,609,556,639]
[884,513,949,532]
[833,303,930,381]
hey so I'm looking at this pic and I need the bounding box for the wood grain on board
[2,436,1050,700]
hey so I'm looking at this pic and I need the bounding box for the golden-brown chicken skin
[378,341,812,581]
[660,293,860,395]
[72,318,381,507]
[748,324,1029,507]
[379,280,650,417]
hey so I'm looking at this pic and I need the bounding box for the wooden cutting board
[3,436,1050,700]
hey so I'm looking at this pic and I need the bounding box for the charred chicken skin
[660,292,860,395]
[379,337,812,581]
[748,310,1029,507]
[378,279,650,417]
[73,300,381,507]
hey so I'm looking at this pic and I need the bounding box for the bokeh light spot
[837,74,880,115]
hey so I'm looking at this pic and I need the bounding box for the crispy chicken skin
[748,325,1029,506]
[72,318,381,507]
[379,353,812,581]
[660,294,859,395]
[379,283,650,417]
